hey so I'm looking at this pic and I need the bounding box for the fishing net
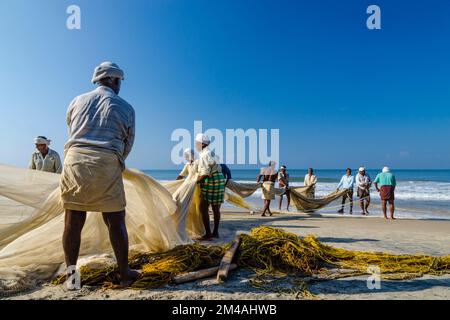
[4,165,444,294]
[49,226,450,290]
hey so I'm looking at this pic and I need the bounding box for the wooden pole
[173,264,237,285]
[216,234,242,282]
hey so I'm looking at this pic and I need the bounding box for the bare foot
[196,235,213,241]
[391,216,396,220]
[120,269,141,287]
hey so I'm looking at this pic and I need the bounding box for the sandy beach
[4,209,449,300]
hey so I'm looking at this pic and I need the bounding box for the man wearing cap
[29,136,62,173]
[355,167,372,215]
[177,148,197,180]
[374,167,397,219]
[195,133,225,240]
[60,61,138,286]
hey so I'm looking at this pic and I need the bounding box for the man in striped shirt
[60,61,137,287]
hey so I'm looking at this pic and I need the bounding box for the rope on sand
[52,226,450,291]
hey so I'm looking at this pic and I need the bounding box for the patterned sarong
[200,172,226,205]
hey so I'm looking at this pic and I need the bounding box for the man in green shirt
[374,167,396,219]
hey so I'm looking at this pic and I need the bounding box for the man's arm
[197,152,211,183]
[374,182,380,192]
[123,109,136,160]
[28,154,36,170]
[337,176,343,190]
[373,174,380,191]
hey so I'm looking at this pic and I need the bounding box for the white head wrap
[34,136,51,145]
[359,167,365,172]
[195,133,210,145]
[382,166,390,173]
[91,61,124,84]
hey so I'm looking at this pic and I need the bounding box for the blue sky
[0,0,449,169]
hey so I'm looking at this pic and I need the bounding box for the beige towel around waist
[60,147,125,212]
[261,181,275,200]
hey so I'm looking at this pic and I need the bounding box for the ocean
[143,169,450,220]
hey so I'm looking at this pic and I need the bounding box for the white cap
[195,133,210,145]
[91,61,124,83]
[359,167,365,172]
[382,166,390,173]
[34,136,51,145]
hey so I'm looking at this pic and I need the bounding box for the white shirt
[356,173,372,190]
[29,149,62,173]
[179,160,199,177]
[197,147,222,176]
[304,174,317,188]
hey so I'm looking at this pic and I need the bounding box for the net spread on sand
[1,165,449,293]
[50,226,450,291]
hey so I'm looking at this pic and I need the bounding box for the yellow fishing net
[4,165,444,294]
[50,226,450,290]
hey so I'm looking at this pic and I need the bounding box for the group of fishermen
[27,61,397,287]
[256,164,397,220]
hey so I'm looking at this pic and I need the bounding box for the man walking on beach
[278,165,290,211]
[29,136,62,173]
[374,167,397,219]
[304,168,317,198]
[257,161,278,216]
[60,61,138,287]
[356,167,371,215]
[337,168,355,214]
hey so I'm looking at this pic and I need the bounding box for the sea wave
[234,180,450,202]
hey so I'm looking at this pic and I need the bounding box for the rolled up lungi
[60,147,126,212]
[357,188,370,198]
[380,185,395,202]
[200,172,226,205]
[261,181,275,200]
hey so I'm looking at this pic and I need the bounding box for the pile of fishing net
[52,226,450,289]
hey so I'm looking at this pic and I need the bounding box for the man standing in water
[374,167,397,219]
[337,168,355,215]
[60,61,138,287]
[278,165,290,211]
[356,167,372,215]
[29,136,62,173]
[304,168,317,198]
